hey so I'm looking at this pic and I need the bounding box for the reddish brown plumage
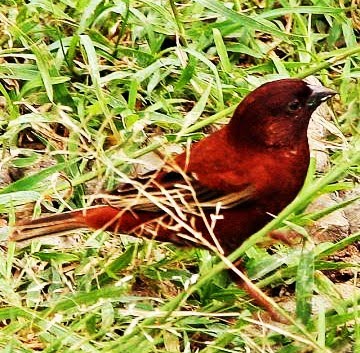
[12,79,336,257]
[11,78,336,322]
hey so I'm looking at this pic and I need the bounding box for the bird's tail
[10,206,160,242]
[10,209,90,241]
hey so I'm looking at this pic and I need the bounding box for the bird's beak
[306,84,337,107]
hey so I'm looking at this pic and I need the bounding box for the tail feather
[10,210,88,241]
[10,206,159,242]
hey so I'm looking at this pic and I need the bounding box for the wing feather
[104,170,255,213]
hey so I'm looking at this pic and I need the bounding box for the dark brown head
[229,78,336,148]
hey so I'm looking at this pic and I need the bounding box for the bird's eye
[288,100,301,112]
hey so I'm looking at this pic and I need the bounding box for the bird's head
[229,78,336,148]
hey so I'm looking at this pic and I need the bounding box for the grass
[0,0,359,352]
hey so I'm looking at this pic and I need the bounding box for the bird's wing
[104,168,255,213]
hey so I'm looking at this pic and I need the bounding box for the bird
[10,78,336,322]
[11,78,336,257]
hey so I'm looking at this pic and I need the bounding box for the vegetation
[0,0,359,352]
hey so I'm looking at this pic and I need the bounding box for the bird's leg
[231,259,290,324]
[268,229,303,246]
